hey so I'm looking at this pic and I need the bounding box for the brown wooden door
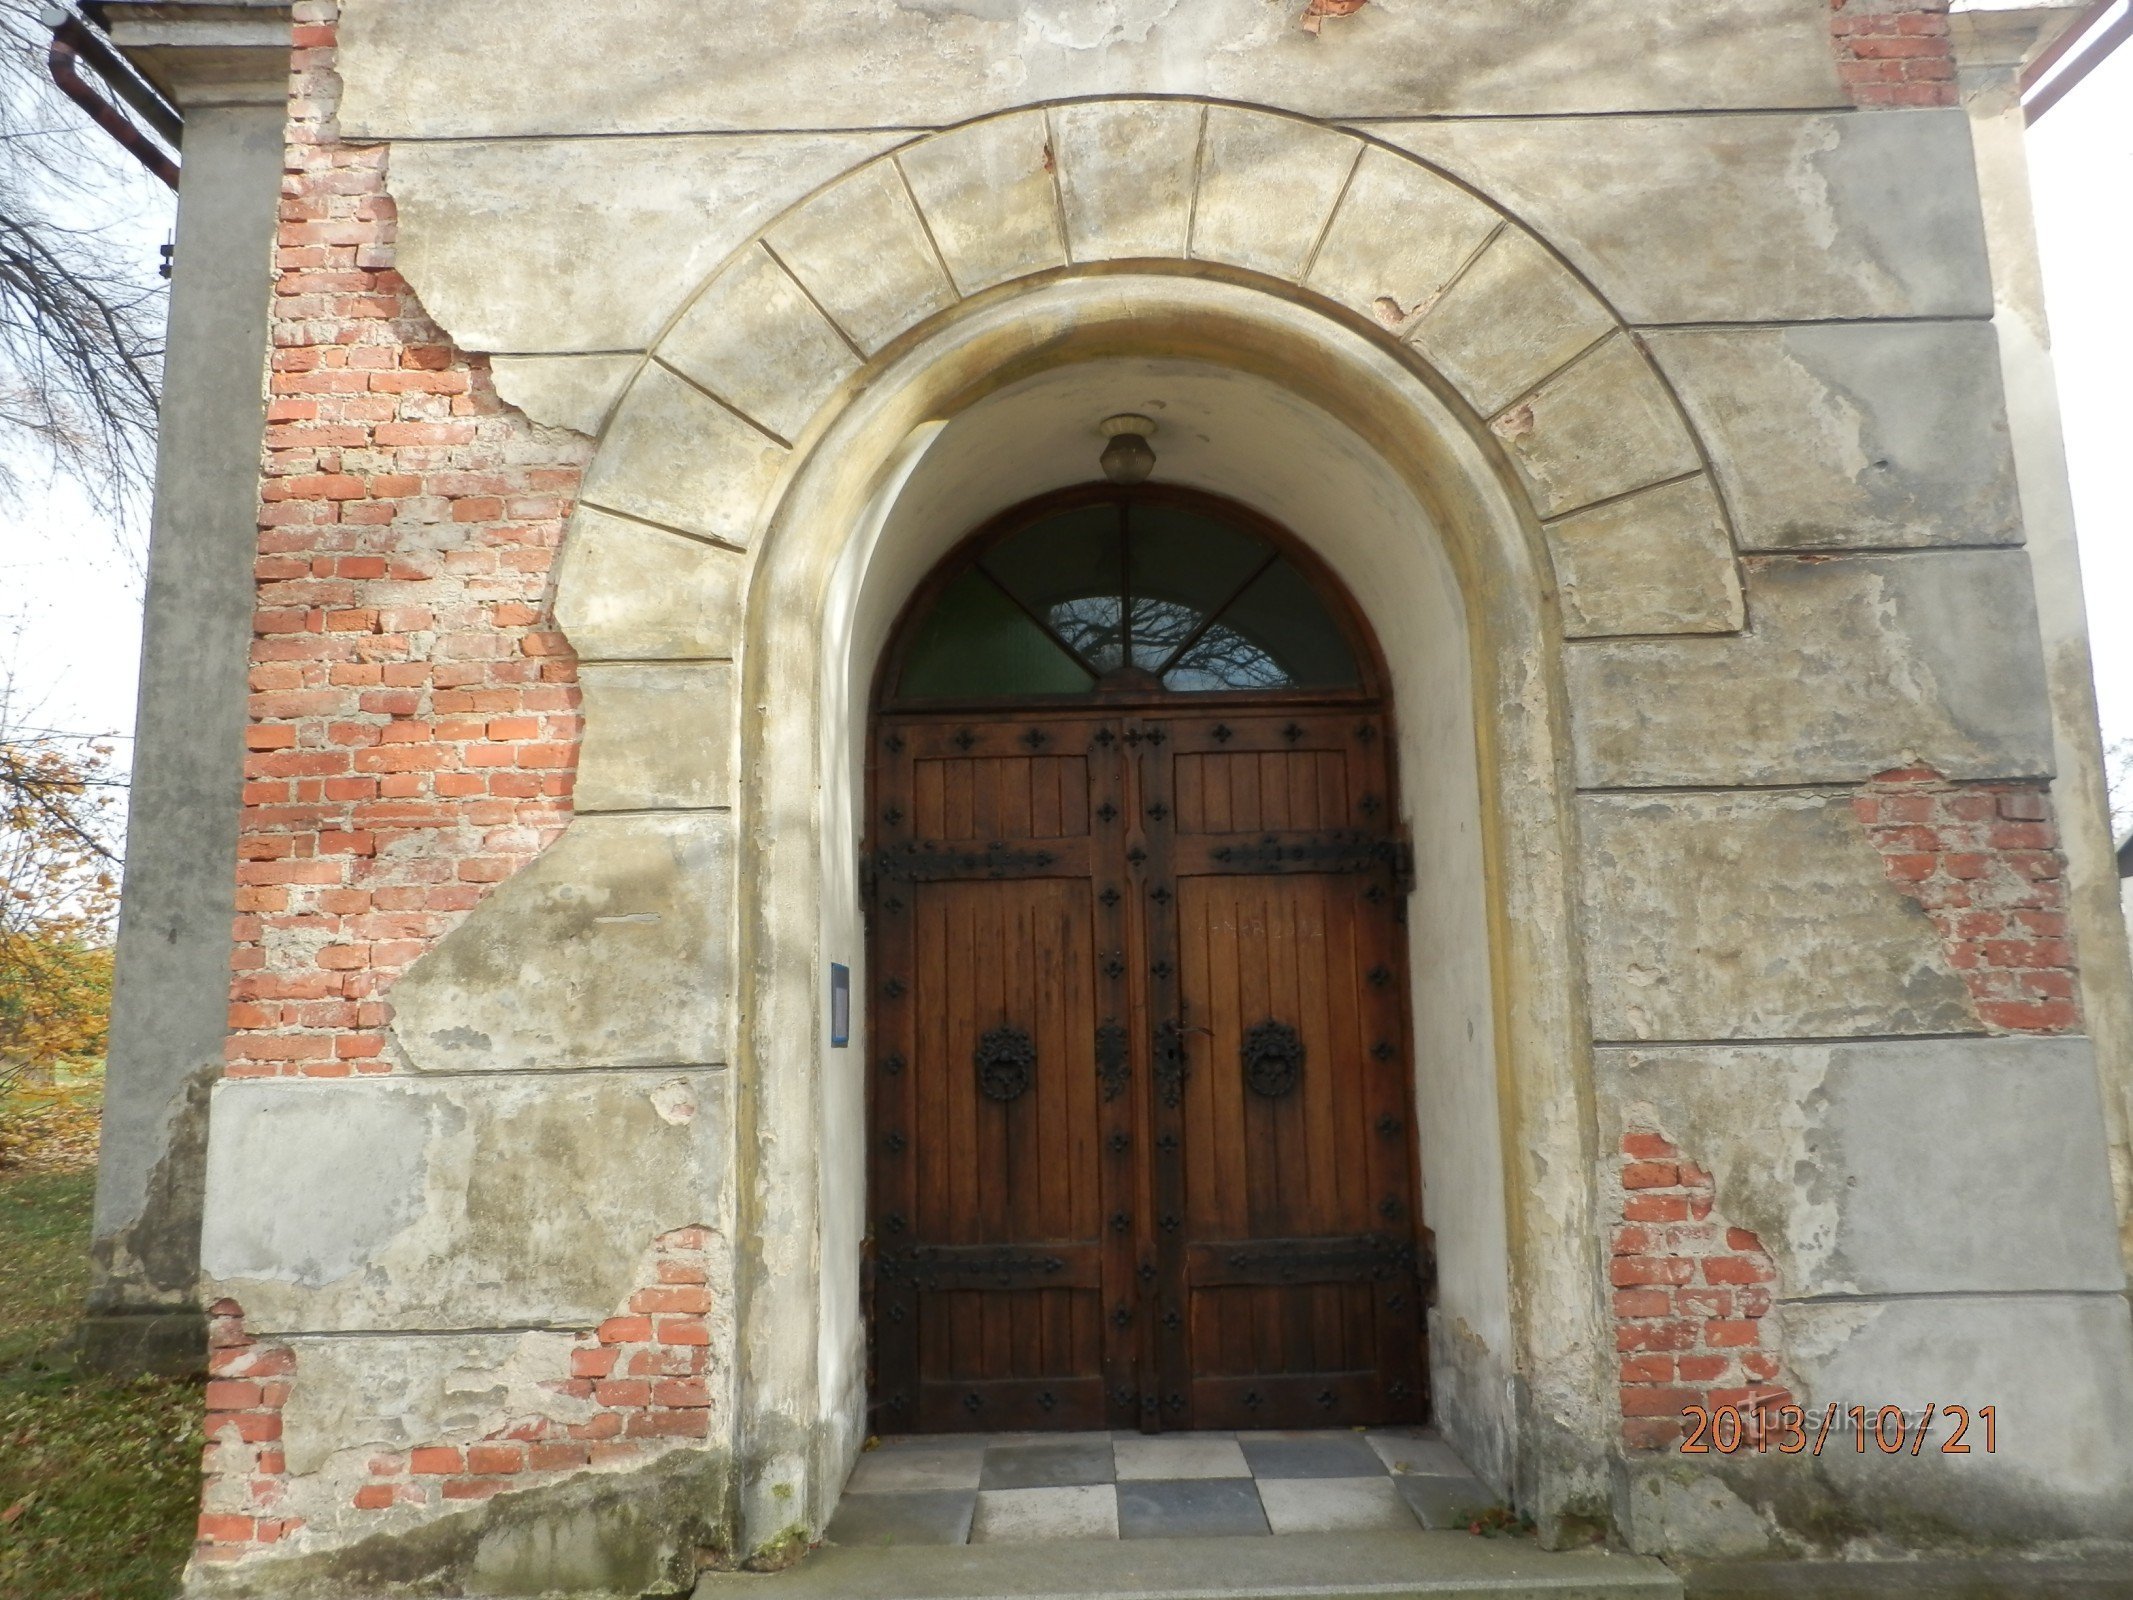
[868,705,1426,1434]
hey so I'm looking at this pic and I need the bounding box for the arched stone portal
[382,100,1757,1554]
[713,278,1619,1551]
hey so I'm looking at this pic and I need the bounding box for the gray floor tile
[1235,1428,1362,1441]
[1365,1430,1472,1478]
[1257,1476,1420,1535]
[1114,1436,1252,1480]
[1113,1428,1235,1441]
[846,1442,986,1493]
[823,1488,975,1546]
[1240,1432,1388,1480]
[1394,1473,1497,1530]
[981,1439,1116,1489]
[1117,1477,1270,1539]
[970,1484,1119,1542]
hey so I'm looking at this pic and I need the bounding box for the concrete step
[1678,1554,2133,1598]
[693,1530,1683,1600]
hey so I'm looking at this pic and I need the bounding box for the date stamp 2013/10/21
[1681,1403,1997,1456]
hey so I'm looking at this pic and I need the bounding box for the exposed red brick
[225,0,586,1082]
[1856,768,2083,1035]
[1829,0,1959,107]
[1611,1132,1791,1452]
[199,1240,714,1559]
[348,1229,715,1517]
[195,1305,302,1562]
[1298,0,1368,35]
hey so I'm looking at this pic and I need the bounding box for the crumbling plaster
[335,0,1848,140]
[195,34,2133,1569]
[201,1071,733,1332]
[1599,1036,2120,1300]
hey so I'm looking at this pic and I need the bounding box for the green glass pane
[898,569,1097,698]
[1127,504,1271,671]
[1164,557,1358,692]
[981,505,1124,673]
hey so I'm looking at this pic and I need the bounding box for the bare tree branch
[0,0,168,523]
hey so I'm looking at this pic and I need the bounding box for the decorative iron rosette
[1241,1019,1304,1098]
[975,1026,1037,1102]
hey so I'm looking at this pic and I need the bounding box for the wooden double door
[866,704,1429,1434]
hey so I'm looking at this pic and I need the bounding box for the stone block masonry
[351,1228,716,1512]
[1612,1132,1789,1453]
[194,1229,715,1566]
[229,0,588,1081]
[1855,767,2082,1034]
[1829,0,1959,107]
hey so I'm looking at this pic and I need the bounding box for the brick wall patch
[1856,767,2081,1035]
[1829,0,1958,107]
[193,1231,715,1566]
[1613,1132,1790,1453]
[195,1303,299,1564]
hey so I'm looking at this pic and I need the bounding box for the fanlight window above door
[893,491,1363,702]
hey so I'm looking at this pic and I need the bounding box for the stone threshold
[691,1529,1683,1600]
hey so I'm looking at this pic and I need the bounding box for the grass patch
[0,1170,200,1600]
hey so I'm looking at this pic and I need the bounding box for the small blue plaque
[829,963,850,1048]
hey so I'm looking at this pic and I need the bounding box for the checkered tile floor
[826,1428,1496,1545]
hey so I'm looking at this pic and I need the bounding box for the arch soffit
[558,97,1748,655]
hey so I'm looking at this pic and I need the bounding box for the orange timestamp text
[1681,1402,1997,1456]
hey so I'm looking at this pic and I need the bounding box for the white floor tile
[1113,1437,1252,1480]
[1257,1476,1418,1535]
[970,1484,1121,1543]
[846,1443,987,1493]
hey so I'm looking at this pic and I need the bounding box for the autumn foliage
[1,729,120,1169]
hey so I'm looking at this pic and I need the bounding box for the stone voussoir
[579,361,789,546]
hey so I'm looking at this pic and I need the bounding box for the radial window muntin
[886,486,1374,707]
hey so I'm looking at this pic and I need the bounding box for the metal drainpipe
[2023,0,2133,122]
[40,5,181,189]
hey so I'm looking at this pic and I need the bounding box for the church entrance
[865,485,1429,1436]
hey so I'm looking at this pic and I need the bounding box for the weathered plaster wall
[334,0,1849,138]
[1600,1036,2133,1554]
[195,1230,726,1573]
[1955,2,2133,1285]
[164,0,2133,1587]
[185,15,743,1591]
